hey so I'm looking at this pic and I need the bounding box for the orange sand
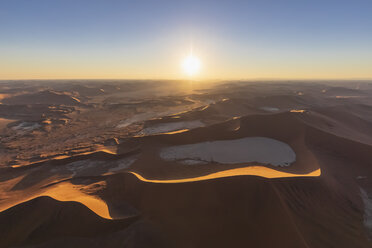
[130,166,321,184]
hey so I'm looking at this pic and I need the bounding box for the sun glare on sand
[182,54,201,77]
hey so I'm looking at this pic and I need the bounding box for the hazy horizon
[1,78,372,82]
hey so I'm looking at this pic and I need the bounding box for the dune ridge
[130,167,321,183]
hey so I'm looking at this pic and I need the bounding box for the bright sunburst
[181,54,201,77]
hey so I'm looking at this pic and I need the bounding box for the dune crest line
[129,166,321,184]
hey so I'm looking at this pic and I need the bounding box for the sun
[181,54,201,77]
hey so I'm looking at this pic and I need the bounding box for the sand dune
[0,196,137,248]
[97,170,370,248]
[1,90,81,105]
[130,167,321,183]
[1,81,372,247]
[140,120,205,135]
[0,117,15,131]
[0,180,111,219]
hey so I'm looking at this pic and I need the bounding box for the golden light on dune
[181,54,201,77]
[130,167,321,184]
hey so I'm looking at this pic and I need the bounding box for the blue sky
[1,0,371,79]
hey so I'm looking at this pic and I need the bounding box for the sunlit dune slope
[0,181,112,219]
[130,168,321,183]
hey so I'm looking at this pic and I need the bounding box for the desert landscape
[2,0,372,246]
[0,80,371,247]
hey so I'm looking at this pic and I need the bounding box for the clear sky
[1,0,371,80]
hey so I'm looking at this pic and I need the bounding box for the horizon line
[1,77,372,82]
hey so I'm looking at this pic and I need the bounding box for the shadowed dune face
[0,196,138,247]
[97,172,368,248]
[360,188,372,235]
[1,90,81,105]
[0,81,372,247]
